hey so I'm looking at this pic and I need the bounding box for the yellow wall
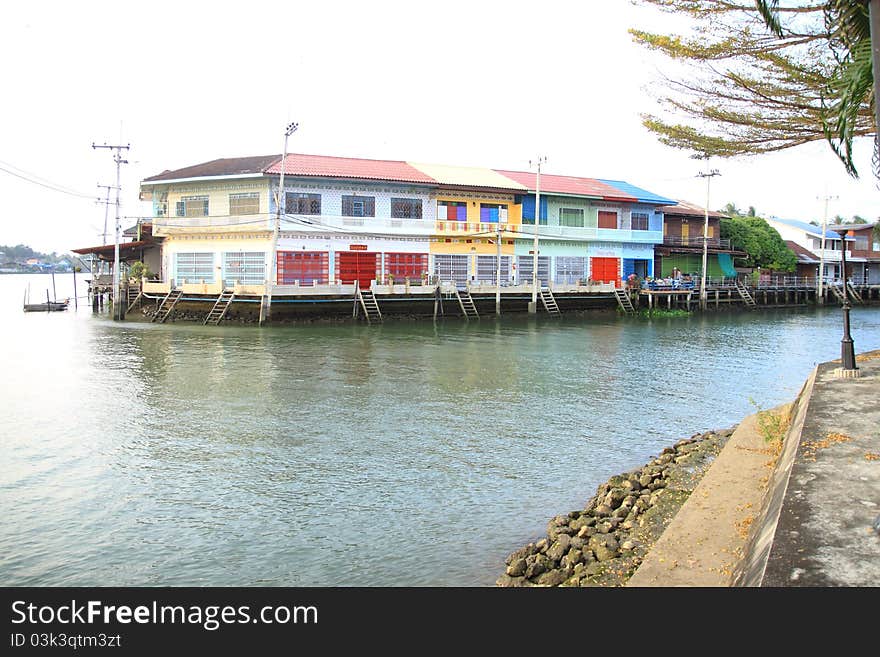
[149,179,270,225]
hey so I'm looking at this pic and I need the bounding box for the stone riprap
[496,428,735,587]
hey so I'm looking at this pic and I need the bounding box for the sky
[1,0,878,255]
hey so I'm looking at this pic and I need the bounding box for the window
[438,200,467,221]
[559,208,585,228]
[479,203,508,223]
[341,195,375,217]
[277,251,328,285]
[598,211,618,229]
[223,251,265,286]
[174,252,214,285]
[391,198,422,219]
[285,192,321,215]
[175,196,209,217]
[556,256,587,283]
[229,193,260,215]
[631,212,649,231]
[385,253,429,281]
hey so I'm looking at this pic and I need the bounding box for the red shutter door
[277,251,328,285]
[590,257,620,285]
[337,252,378,288]
[385,253,428,281]
[598,211,617,229]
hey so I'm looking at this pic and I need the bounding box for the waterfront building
[654,201,745,279]
[135,153,675,294]
[764,217,853,281]
[828,221,880,284]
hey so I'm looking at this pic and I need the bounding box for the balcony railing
[153,214,274,233]
[661,236,732,249]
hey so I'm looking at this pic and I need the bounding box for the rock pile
[496,428,734,587]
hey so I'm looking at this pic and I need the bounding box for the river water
[1,272,878,586]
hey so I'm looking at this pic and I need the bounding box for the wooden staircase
[455,287,479,319]
[613,288,636,315]
[847,282,864,304]
[126,284,143,313]
[354,284,383,324]
[735,280,757,309]
[828,284,846,303]
[539,287,561,315]
[152,289,183,323]
[204,290,235,325]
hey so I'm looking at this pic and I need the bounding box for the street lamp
[839,233,857,372]
[528,156,546,314]
[260,121,298,325]
[697,169,720,310]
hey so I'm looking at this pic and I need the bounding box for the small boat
[24,300,69,312]
[22,283,69,312]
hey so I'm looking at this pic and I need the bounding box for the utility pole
[495,223,502,315]
[528,156,546,314]
[96,184,115,279]
[92,142,130,321]
[260,121,298,326]
[697,169,720,310]
[816,193,837,303]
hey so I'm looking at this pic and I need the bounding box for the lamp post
[697,169,720,310]
[260,121,298,325]
[839,235,857,371]
[529,157,546,314]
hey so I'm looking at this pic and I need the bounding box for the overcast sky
[2,0,877,254]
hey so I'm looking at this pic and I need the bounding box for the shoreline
[496,426,736,587]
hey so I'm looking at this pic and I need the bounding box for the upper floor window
[285,192,321,215]
[631,212,649,231]
[229,192,260,215]
[391,198,422,219]
[342,195,375,217]
[479,203,508,223]
[438,200,467,221]
[598,210,618,230]
[176,195,209,217]
[559,208,584,228]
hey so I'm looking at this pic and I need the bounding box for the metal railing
[661,236,731,249]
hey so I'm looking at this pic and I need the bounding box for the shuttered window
[433,254,469,285]
[598,211,618,229]
[555,256,587,283]
[559,208,585,227]
[476,256,511,283]
[175,252,214,285]
[229,193,260,215]
[223,251,265,286]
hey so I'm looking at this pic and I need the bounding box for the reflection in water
[1,273,879,586]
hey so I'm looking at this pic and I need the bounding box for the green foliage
[748,397,790,444]
[630,1,875,174]
[721,214,797,271]
[129,261,151,280]
[0,243,74,266]
[638,308,692,318]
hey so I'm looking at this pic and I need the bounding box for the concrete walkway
[628,349,880,587]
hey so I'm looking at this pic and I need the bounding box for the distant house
[764,217,851,281]
[828,221,880,284]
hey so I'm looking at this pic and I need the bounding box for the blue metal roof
[770,217,847,239]
[597,179,676,206]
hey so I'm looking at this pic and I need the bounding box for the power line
[0,161,97,199]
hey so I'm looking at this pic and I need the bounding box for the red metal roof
[493,170,637,203]
[265,153,436,184]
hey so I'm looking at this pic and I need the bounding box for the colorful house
[764,217,852,281]
[654,201,744,279]
[135,152,676,318]
[828,221,880,284]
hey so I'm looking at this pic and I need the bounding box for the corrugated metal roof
[493,170,632,201]
[408,162,526,191]
[143,155,281,182]
[768,217,846,240]
[266,153,436,184]
[598,179,676,205]
[659,200,727,219]
[828,221,878,232]
[785,240,820,263]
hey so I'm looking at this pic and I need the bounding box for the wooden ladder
[204,290,235,325]
[735,280,757,308]
[354,284,383,324]
[539,287,561,315]
[828,284,846,303]
[455,287,479,319]
[846,282,864,304]
[152,289,183,323]
[613,288,636,315]
[126,284,144,313]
